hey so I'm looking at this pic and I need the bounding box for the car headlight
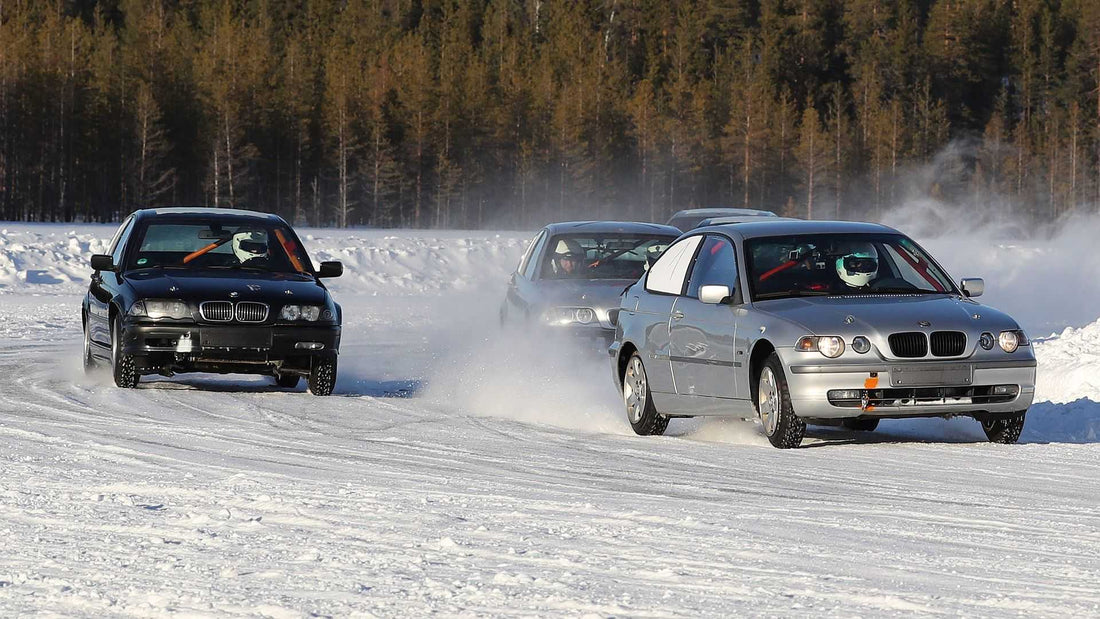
[542,307,598,326]
[998,330,1028,353]
[279,305,325,321]
[129,299,190,319]
[796,335,845,358]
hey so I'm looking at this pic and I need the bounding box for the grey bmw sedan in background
[502,221,681,346]
[609,220,1037,448]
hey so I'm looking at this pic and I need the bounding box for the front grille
[828,385,1019,408]
[930,331,966,357]
[235,302,269,323]
[200,301,233,322]
[889,332,928,358]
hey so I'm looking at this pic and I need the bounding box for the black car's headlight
[279,305,333,321]
[129,299,190,319]
[542,307,597,326]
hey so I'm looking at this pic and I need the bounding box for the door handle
[672,311,685,321]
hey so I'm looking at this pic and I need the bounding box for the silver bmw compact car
[608,220,1037,448]
[502,221,681,346]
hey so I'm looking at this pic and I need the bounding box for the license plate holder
[890,364,973,387]
[200,329,272,350]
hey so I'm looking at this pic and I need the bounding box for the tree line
[2,0,1100,228]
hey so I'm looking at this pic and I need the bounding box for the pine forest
[2,0,1100,228]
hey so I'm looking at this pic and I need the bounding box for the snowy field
[1,220,1099,616]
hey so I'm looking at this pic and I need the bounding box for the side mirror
[317,261,343,278]
[90,254,114,272]
[698,285,732,305]
[608,308,620,327]
[960,278,984,298]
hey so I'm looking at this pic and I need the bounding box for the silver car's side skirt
[653,391,756,417]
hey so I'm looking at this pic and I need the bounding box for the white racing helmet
[232,230,268,263]
[835,243,878,288]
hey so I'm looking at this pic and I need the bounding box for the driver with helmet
[550,238,586,277]
[232,230,269,267]
[835,242,879,289]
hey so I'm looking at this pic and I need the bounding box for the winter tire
[308,356,337,396]
[981,411,1026,444]
[82,316,98,375]
[623,353,669,436]
[843,418,879,432]
[756,353,805,448]
[110,314,139,389]
[275,374,300,389]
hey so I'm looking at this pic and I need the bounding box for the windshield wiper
[754,290,832,299]
[859,287,940,295]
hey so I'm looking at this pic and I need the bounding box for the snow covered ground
[1,222,1099,616]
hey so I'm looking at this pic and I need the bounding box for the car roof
[668,208,778,219]
[699,215,795,226]
[696,219,900,240]
[542,221,681,237]
[131,207,285,222]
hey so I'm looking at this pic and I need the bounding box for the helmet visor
[842,256,877,274]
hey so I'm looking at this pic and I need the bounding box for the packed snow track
[1,224,1099,616]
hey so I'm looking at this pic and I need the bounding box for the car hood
[124,270,330,305]
[753,294,1020,336]
[532,278,634,311]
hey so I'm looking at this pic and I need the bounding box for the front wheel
[756,353,804,448]
[110,314,139,389]
[980,411,1026,444]
[623,353,668,436]
[308,356,338,396]
[83,316,99,375]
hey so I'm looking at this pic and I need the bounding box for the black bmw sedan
[82,208,343,394]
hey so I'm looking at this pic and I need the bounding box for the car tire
[83,316,98,375]
[980,411,1026,444]
[623,353,669,436]
[110,314,139,389]
[275,374,300,389]
[756,353,804,448]
[308,356,337,396]
[843,418,879,432]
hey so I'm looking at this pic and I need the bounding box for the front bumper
[119,320,340,376]
[782,357,1037,419]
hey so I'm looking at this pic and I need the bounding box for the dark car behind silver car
[502,221,681,346]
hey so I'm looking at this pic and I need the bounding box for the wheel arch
[748,338,776,404]
[617,341,639,385]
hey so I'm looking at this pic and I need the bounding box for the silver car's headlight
[796,335,845,358]
[542,307,597,326]
[129,299,190,319]
[279,305,329,321]
[998,330,1028,353]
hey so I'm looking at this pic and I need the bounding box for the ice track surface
[1,225,1100,617]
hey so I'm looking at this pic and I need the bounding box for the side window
[517,230,545,280]
[645,235,702,295]
[686,236,738,299]
[523,230,549,280]
[109,217,135,265]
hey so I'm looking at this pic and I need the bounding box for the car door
[88,216,135,347]
[669,234,748,411]
[631,235,703,399]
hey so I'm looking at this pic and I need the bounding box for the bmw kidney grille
[199,301,268,323]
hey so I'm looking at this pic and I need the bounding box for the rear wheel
[981,411,1026,444]
[843,418,879,432]
[623,353,668,436]
[308,356,337,396]
[756,353,804,448]
[110,315,139,389]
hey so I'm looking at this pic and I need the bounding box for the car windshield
[541,234,674,280]
[126,220,314,274]
[745,233,956,301]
